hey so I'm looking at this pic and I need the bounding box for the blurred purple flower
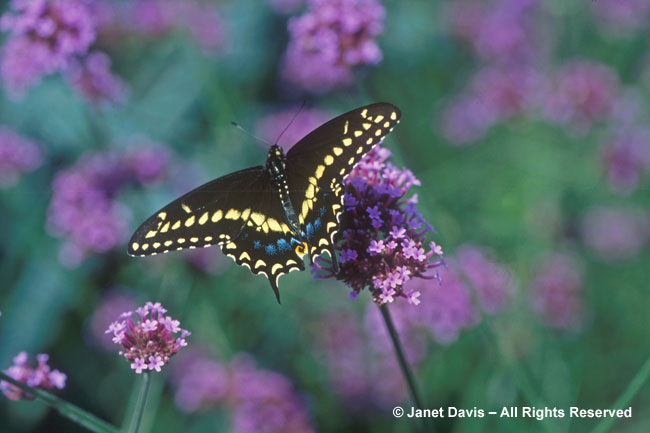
[106,301,190,374]
[169,348,230,412]
[602,128,650,195]
[86,290,137,351]
[543,60,620,133]
[282,0,385,92]
[1,352,66,401]
[582,206,650,262]
[441,65,545,145]
[591,0,650,34]
[171,352,315,433]
[47,140,169,267]
[457,244,514,314]
[402,267,480,344]
[255,107,331,150]
[0,0,96,98]
[313,146,444,304]
[229,354,315,433]
[270,0,306,14]
[315,311,407,410]
[529,252,585,331]
[65,51,127,106]
[0,126,43,188]
[448,0,540,62]
[117,0,224,53]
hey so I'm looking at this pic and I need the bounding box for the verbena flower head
[1,352,66,401]
[456,244,514,314]
[65,51,127,106]
[543,60,620,133]
[591,0,650,34]
[314,146,444,304]
[448,0,540,63]
[47,141,168,267]
[529,252,585,331]
[602,128,650,195]
[255,107,331,150]
[0,126,43,188]
[282,0,385,92]
[0,0,96,98]
[581,206,650,262]
[441,65,545,145]
[106,301,190,374]
[171,352,316,433]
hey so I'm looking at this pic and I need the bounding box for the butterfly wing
[285,103,401,265]
[128,166,305,302]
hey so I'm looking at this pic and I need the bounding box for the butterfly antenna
[231,122,273,147]
[274,100,307,145]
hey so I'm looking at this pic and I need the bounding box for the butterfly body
[128,103,401,302]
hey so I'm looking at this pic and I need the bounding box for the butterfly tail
[269,279,282,304]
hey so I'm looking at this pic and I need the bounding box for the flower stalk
[0,371,119,433]
[379,305,426,415]
[127,372,152,433]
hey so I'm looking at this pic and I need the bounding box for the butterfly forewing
[128,167,265,256]
[286,103,401,262]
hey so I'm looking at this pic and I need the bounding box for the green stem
[590,352,650,433]
[127,372,152,433]
[379,304,428,415]
[0,371,119,433]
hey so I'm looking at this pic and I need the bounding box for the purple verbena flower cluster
[282,0,385,92]
[255,107,331,150]
[171,351,315,433]
[47,140,169,267]
[314,146,444,304]
[591,0,650,34]
[1,352,66,401]
[65,51,127,106]
[106,301,190,374]
[456,244,515,314]
[581,206,650,262]
[543,60,620,133]
[0,126,43,188]
[601,128,650,195]
[529,252,585,331]
[441,65,545,145]
[106,0,224,54]
[0,0,96,98]
[449,0,539,63]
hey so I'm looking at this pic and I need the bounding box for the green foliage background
[1,1,649,432]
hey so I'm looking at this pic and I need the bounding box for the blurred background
[1,0,649,432]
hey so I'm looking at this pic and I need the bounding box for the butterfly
[128,103,401,302]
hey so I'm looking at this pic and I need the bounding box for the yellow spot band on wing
[225,209,241,220]
[185,215,195,227]
[343,138,352,146]
[324,155,334,165]
[333,147,343,156]
[198,212,209,225]
[172,220,181,230]
[212,210,223,223]
[181,203,191,213]
[160,221,170,233]
[145,230,157,239]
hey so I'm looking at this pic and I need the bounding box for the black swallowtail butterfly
[128,103,401,302]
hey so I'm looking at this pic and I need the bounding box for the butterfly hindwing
[286,103,401,261]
